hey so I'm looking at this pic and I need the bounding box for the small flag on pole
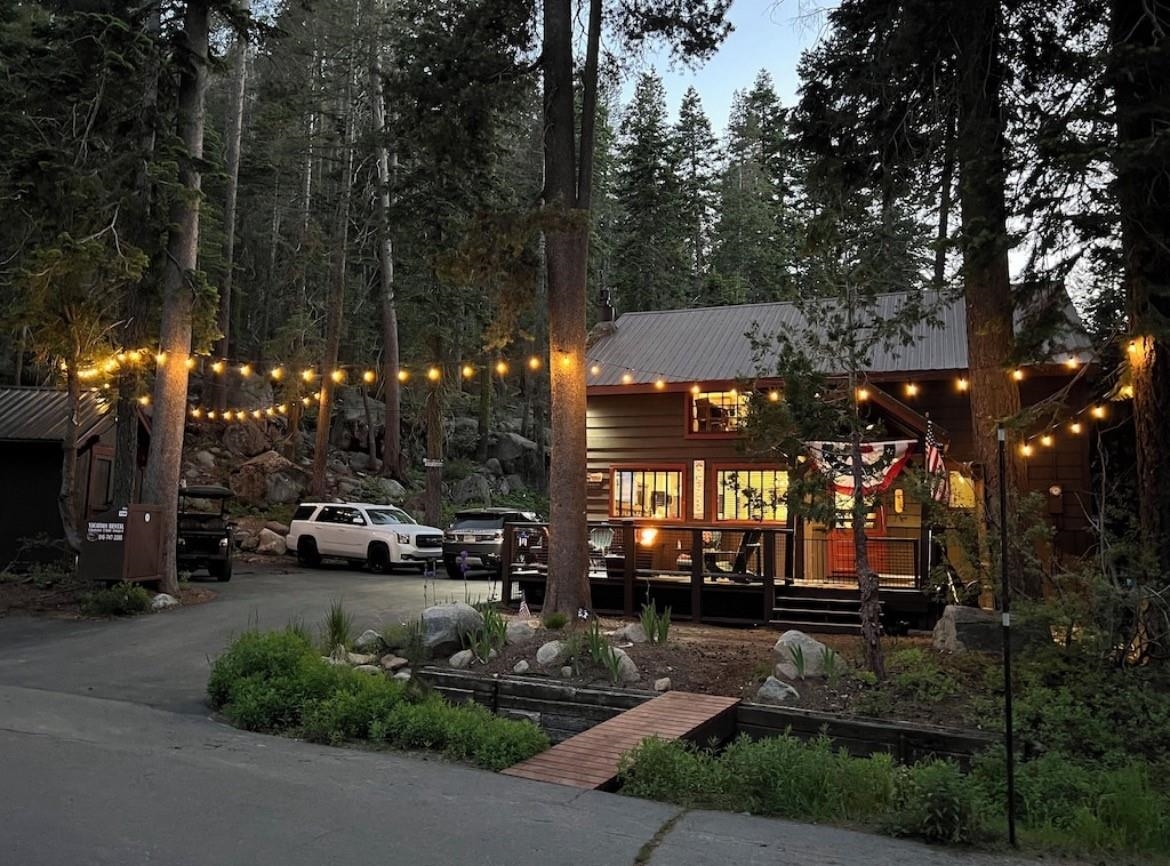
[518,592,531,619]
[926,419,951,505]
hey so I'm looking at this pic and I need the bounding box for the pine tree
[671,86,719,302]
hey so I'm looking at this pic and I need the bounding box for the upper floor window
[690,390,749,434]
[611,468,683,519]
[716,468,789,522]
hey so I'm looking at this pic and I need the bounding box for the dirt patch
[0,576,217,620]
[470,614,990,731]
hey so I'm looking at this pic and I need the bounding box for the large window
[716,468,789,522]
[611,468,683,519]
[690,390,749,434]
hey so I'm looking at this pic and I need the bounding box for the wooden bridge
[501,690,739,790]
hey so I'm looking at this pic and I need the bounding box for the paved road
[0,563,1052,866]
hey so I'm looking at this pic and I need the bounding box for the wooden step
[500,691,739,790]
[769,619,862,635]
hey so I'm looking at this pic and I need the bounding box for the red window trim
[608,463,688,522]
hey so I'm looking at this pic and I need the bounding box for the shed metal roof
[586,291,1092,386]
[0,387,113,443]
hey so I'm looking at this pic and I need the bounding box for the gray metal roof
[0,387,113,443]
[586,291,1093,385]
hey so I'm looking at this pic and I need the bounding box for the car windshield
[452,515,510,530]
[367,508,416,526]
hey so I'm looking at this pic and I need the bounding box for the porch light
[639,526,658,547]
[768,390,780,402]
[1020,443,1033,457]
[1069,421,1083,434]
[1012,369,1024,381]
[856,387,870,402]
[1090,405,1106,420]
[528,356,541,370]
[1040,434,1054,447]
[363,370,377,384]
[211,360,225,375]
[271,366,285,381]
[957,377,969,392]
[331,369,345,384]
[240,364,253,378]
[905,383,919,397]
[461,365,474,379]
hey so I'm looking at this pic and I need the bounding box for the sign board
[78,504,163,584]
[586,472,605,484]
[423,459,444,468]
[692,460,705,520]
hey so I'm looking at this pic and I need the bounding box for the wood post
[622,521,636,617]
[763,530,776,622]
[690,528,703,622]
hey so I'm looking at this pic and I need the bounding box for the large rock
[501,474,526,495]
[222,421,270,459]
[380,654,409,672]
[654,677,672,692]
[505,621,537,645]
[151,593,179,611]
[484,458,504,477]
[353,629,385,654]
[489,431,537,473]
[361,476,406,504]
[420,603,484,658]
[933,605,1002,653]
[256,528,287,556]
[346,652,378,666]
[192,450,217,470]
[536,640,568,667]
[236,530,258,552]
[231,450,310,506]
[452,473,492,505]
[613,623,648,644]
[773,630,830,680]
[512,660,530,674]
[264,520,291,536]
[755,676,800,706]
[445,417,480,458]
[449,649,474,669]
[348,452,375,474]
[610,647,640,684]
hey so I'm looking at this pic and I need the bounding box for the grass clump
[320,599,354,653]
[207,626,548,771]
[640,603,671,645]
[542,611,568,630]
[79,581,151,617]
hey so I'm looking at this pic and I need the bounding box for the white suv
[285,502,444,573]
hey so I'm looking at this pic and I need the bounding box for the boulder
[484,458,504,477]
[346,652,378,666]
[755,676,800,706]
[449,649,474,669]
[613,623,648,644]
[353,629,385,654]
[535,640,567,667]
[380,654,409,672]
[363,476,406,504]
[151,593,179,611]
[420,603,484,658]
[236,531,259,552]
[264,520,291,536]
[502,474,526,495]
[192,450,217,470]
[933,605,1002,653]
[452,473,492,506]
[354,664,382,675]
[231,450,310,506]
[654,677,672,692]
[512,660,530,674]
[490,431,537,473]
[393,670,412,681]
[505,621,537,645]
[773,630,830,680]
[610,647,641,684]
[255,528,287,556]
[348,452,375,474]
[445,417,480,458]
[222,421,270,459]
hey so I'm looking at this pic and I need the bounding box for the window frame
[608,463,687,522]
[684,389,751,439]
[710,464,792,526]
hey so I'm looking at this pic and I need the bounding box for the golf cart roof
[180,485,235,500]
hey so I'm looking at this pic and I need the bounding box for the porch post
[690,528,703,622]
[622,520,636,617]
[762,530,776,622]
[500,522,514,607]
[794,515,806,581]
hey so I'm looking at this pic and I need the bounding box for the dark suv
[176,485,235,581]
[442,508,538,579]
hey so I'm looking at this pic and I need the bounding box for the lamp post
[997,423,1017,846]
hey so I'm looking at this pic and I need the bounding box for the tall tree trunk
[1110,0,1170,581]
[58,360,82,555]
[540,0,597,616]
[370,33,404,481]
[214,14,249,413]
[851,430,885,679]
[310,66,355,498]
[951,0,1026,593]
[424,373,443,527]
[14,327,26,386]
[142,0,210,596]
[476,363,491,462]
[933,107,956,290]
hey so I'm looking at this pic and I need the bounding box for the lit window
[716,469,788,522]
[833,492,879,529]
[690,390,748,434]
[611,469,683,519]
[948,472,977,510]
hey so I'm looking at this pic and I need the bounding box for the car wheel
[297,537,321,568]
[443,555,462,580]
[367,542,391,575]
[209,559,232,582]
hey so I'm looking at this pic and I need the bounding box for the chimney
[598,288,615,323]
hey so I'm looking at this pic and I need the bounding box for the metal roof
[586,291,1093,386]
[0,387,114,443]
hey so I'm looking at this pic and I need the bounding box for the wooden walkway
[500,691,739,790]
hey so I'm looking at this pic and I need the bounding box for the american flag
[518,592,531,618]
[925,419,950,504]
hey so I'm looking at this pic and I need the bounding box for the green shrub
[619,738,726,809]
[79,582,151,617]
[301,675,408,744]
[542,611,568,630]
[890,760,984,844]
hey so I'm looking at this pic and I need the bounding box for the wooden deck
[500,691,740,790]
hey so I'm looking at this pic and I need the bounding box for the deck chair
[711,529,763,583]
[589,526,614,576]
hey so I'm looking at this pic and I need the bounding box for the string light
[240,364,253,378]
[1090,405,1107,420]
[654,378,665,390]
[103,358,119,374]
[191,408,202,419]
[590,364,601,376]
[363,370,376,384]
[185,357,195,370]
[211,360,225,375]
[1064,356,1079,369]
[207,410,216,420]
[905,383,919,397]
[137,395,150,406]
[1020,443,1034,457]
[621,372,634,385]
[957,377,969,392]
[397,370,410,382]
[461,365,475,380]
[427,367,440,382]
[301,369,315,383]
[330,369,345,384]
[1069,421,1083,434]
[270,366,284,381]
[856,387,870,402]
[768,390,781,402]
[528,356,541,371]
[1012,369,1024,381]
[1120,385,1135,399]
[495,361,508,376]
[1040,434,1054,447]
[154,352,168,366]
[690,384,701,395]
[301,397,311,407]
[277,404,288,414]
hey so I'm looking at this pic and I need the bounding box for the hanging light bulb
[1090,405,1106,420]
[156,352,168,366]
[690,384,701,395]
[211,360,225,375]
[621,372,634,385]
[236,411,247,421]
[301,369,315,383]
[240,364,253,378]
[654,378,665,390]
[363,370,376,384]
[185,357,196,370]
[1020,443,1034,457]
[768,390,781,402]
[191,408,202,419]
[277,404,288,414]
[1012,368,1024,382]
[590,364,601,376]
[427,367,441,382]
[461,365,474,380]
[1064,356,1079,369]
[856,387,870,402]
[137,395,150,406]
[270,366,285,381]
[528,356,541,371]
[265,407,276,416]
[207,410,216,420]
[905,382,919,397]
[301,397,311,407]
[252,409,263,420]
[330,369,345,384]
[495,360,508,376]
[397,369,410,382]
[957,377,969,392]
[1040,434,1054,447]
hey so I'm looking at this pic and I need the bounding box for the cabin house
[0,387,147,565]
[505,291,1096,632]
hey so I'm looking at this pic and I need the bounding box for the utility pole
[997,423,1017,847]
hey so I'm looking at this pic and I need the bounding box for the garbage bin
[78,504,164,585]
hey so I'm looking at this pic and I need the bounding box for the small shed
[0,387,146,565]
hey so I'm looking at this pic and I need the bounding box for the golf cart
[177,484,236,581]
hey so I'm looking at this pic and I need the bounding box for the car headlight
[444,532,457,542]
[396,533,411,544]
[218,538,229,549]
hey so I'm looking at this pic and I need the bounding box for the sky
[621,0,831,135]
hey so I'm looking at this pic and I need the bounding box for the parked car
[285,502,444,573]
[442,507,539,579]
[177,485,235,581]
